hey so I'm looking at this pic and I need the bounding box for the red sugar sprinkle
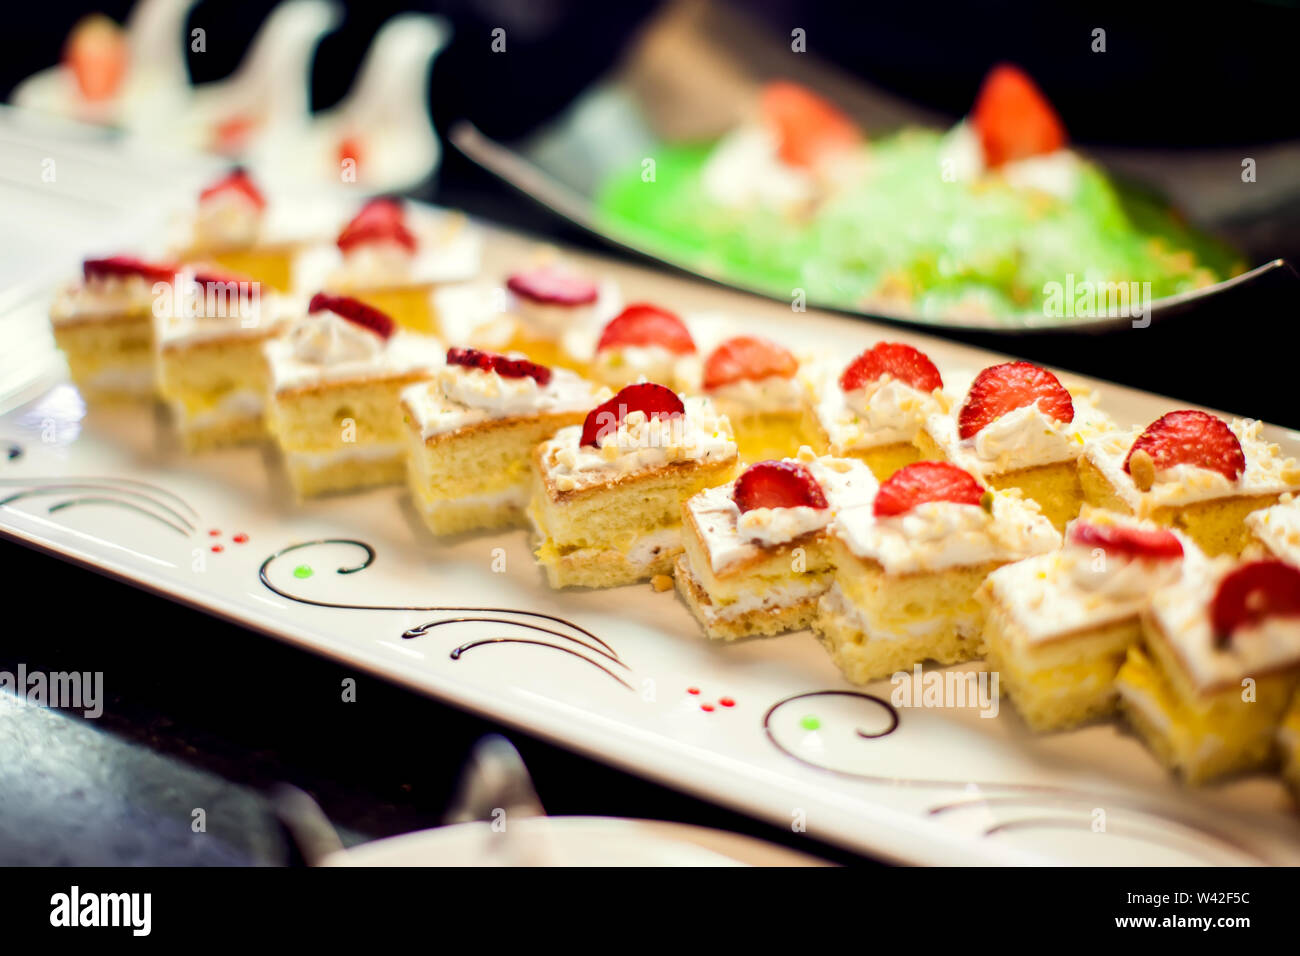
[700,703,714,712]
[719,697,735,708]
[687,687,700,695]
[211,545,223,553]
[232,534,248,544]
[208,529,221,536]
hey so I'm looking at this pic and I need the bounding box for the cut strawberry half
[1068,521,1184,560]
[957,361,1074,440]
[873,461,985,517]
[760,80,862,169]
[446,346,552,385]
[506,268,599,306]
[307,293,395,340]
[1123,410,1245,483]
[337,198,416,255]
[64,14,127,102]
[596,304,696,355]
[1210,560,1300,645]
[703,336,798,390]
[971,63,1066,168]
[732,460,828,513]
[83,256,176,284]
[839,342,942,394]
[199,167,266,211]
[579,382,684,447]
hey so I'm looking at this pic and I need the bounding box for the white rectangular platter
[3,216,1300,866]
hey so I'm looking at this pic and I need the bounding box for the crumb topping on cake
[706,373,807,415]
[815,370,947,453]
[403,363,604,438]
[266,311,442,392]
[1246,496,1300,566]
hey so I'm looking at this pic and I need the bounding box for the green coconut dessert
[597,67,1240,325]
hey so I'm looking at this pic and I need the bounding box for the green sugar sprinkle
[293,565,314,579]
[800,715,821,731]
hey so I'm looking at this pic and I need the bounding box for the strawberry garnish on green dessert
[1123,410,1246,483]
[971,63,1066,168]
[83,256,176,284]
[873,461,985,517]
[447,347,552,385]
[199,168,267,211]
[596,304,696,355]
[507,268,599,306]
[580,382,684,447]
[957,361,1074,440]
[1068,521,1184,560]
[703,336,798,390]
[760,81,862,169]
[308,293,395,340]
[733,460,828,513]
[337,198,417,255]
[840,342,942,394]
[64,14,127,102]
[1210,560,1300,646]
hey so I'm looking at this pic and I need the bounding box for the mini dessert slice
[401,347,607,535]
[51,256,178,401]
[175,169,306,292]
[814,460,1060,684]
[498,264,605,374]
[323,198,479,336]
[1280,691,1300,801]
[265,293,443,498]
[1245,494,1300,564]
[1116,557,1300,784]
[915,361,1112,530]
[589,304,699,392]
[1080,410,1300,556]
[701,336,811,463]
[979,509,1189,732]
[528,382,739,589]
[808,342,949,480]
[675,451,876,640]
[154,267,290,450]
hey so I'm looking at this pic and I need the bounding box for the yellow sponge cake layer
[674,555,823,640]
[52,313,154,401]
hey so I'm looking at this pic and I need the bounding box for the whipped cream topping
[1246,497,1300,566]
[51,273,163,325]
[700,126,817,211]
[403,363,605,439]
[154,277,286,346]
[327,211,480,291]
[834,491,1060,574]
[925,389,1111,477]
[194,189,263,249]
[592,343,700,391]
[813,368,947,452]
[1148,551,1300,693]
[539,395,736,492]
[939,120,1081,200]
[265,312,443,392]
[707,373,807,416]
[1083,418,1300,511]
[688,454,877,574]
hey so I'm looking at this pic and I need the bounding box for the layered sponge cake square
[401,347,606,535]
[154,268,290,450]
[265,294,442,498]
[1115,556,1300,784]
[499,263,608,375]
[979,509,1190,732]
[675,450,877,640]
[1244,495,1300,565]
[808,342,950,481]
[1080,410,1300,556]
[51,256,177,401]
[814,460,1060,684]
[528,382,738,589]
[588,304,701,392]
[1281,692,1300,801]
[915,361,1113,530]
[700,336,814,464]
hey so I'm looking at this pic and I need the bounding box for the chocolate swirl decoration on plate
[0,475,198,536]
[259,539,631,689]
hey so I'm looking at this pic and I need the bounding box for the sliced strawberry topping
[83,256,176,284]
[64,14,127,102]
[337,198,416,255]
[507,268,599,306]
[446,347,552,385]
[957,361,1074,440]
[596,304,696,355]
[840,342,942,394]
[733,460,828,513]
[1068,521,1184,560]
[971,63,1066,168]
[760,80,862,169]
[199,167,266,210]
[579,382,684,447]
[703,336,798,390]
[873,461,985,517]
[1123,410,1245,483]
[1210,560,1300,645]
[307,293,395,340]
